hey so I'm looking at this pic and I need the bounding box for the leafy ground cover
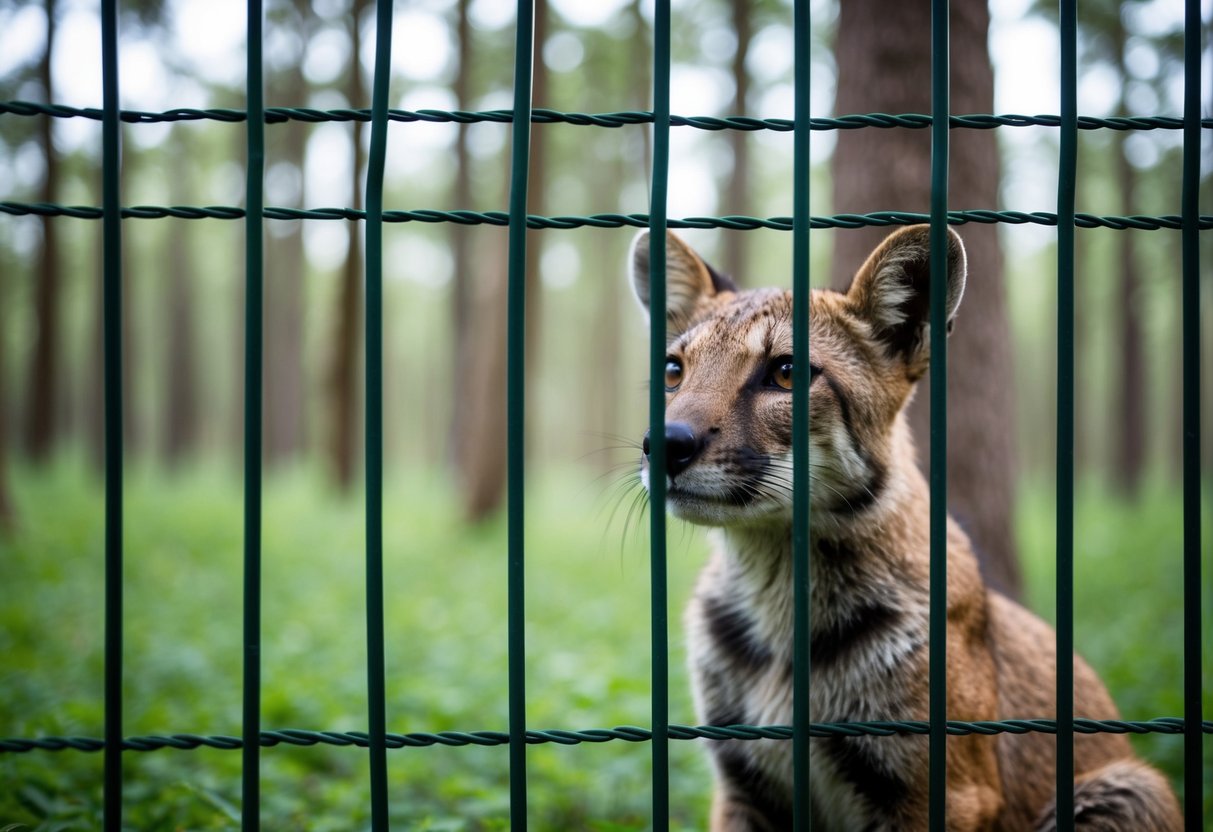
[1,460,1208,829]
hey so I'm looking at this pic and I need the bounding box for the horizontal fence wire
[2,202,1210,231]
[3,101,1212,131]
[5,720,1211,754]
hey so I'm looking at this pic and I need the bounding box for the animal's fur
[629,227,1181,831]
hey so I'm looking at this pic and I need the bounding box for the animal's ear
[846,224,966,380]
[630,230,737,339]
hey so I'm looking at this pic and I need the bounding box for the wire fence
[0,0,1206,830]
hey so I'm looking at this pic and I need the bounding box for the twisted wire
[2,202,1210,232]
[3,719,1208,754]
[2,101,1211,132]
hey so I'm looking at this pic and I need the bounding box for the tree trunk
[25,0,59,461]
[523,0,549,453]
[449,0,473,473]
[1112,132,1145,495]
[327,0,368,491]
[85,126,137,471]
[456,228,510,521]
[723,0,751,283]
[161,130,199,466]
[1109,18,1147,495]
[832,0,1021,599]
[448,0,499,519]
[265,6,310,466]
[0,260,14,533]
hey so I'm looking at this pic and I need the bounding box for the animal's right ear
[630,230,736,339]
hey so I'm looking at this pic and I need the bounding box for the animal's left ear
[630,230,737,341]
[846,224,966,380]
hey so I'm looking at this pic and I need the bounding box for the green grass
[0,461,1209,828]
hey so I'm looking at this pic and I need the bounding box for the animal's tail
[1035,758,1182,831]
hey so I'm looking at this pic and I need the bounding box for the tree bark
[327,0,368,491]
[161,130,199,466]
[1112,133,1145,494]
[523,0,549,449]
[449,0,473,473]
[723,0,751,284]
[265,2,310,466]
[1110,19,1145,495]
[0,259,14,534]
[832,0,1021,599]
[25,0,59,461]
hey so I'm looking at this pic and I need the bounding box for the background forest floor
[0,458,1209,830]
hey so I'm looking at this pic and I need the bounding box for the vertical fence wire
[100,1,123,829]
[1180,0,1203,826]
[1054,1,1078,828]
[790,0,812,829]
[506,1,534,827]
[648,2,672,828]
[241,1,265,828]
[364,0,394,826]
[927,0,950,827]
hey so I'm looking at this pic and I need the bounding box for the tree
[327,0,369,491]
[722,0,751,283]
[446,0,508,520]
[451,0,549,520]
[24,0,60,461]
[831,0,1021,598]
[161,129,200,466]
[264,0,312,466]
[0,252,14,534]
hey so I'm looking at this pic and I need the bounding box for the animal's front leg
[710,790,787,832]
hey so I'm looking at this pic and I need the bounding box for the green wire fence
[0,0,1207,830]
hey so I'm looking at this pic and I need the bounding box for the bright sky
[0,0,1206,269]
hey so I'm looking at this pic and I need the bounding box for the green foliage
[0,458,710,830]
[3,462,1208,827]
[1016,478,1213,817]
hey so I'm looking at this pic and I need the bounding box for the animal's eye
[664,357,683,391]
[766,358,822,390]
[773,359,794,390]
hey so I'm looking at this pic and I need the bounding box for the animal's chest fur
[686,537,930,828]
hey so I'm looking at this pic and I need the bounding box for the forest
[0,0,1210,828]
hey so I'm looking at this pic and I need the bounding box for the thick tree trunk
[25,0,59,461]
[161,129,199,466]
[0,263,14,533]
[523,0,549,452]
[449,0,473,473]
[265,13,309,466]
[832,0,1021,599]
[1110,19,1145,495]
[327,0,368,491]
[456,228,510,521]
[1112,132,1145,494]
[722,0,751,283]
[86,127,137,471]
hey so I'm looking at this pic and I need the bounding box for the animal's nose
[642,421,705,477]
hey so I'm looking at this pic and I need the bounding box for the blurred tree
[264,0,312,466]
[446,0,504,519]
[24,0,60,461]
[328,0,368,491]
[1108,11,1145,496]
[524,0,550,448]
[161,129,200,466]
[0,257,13,533]
[454,0,549,520]
[722,0,751,283]
[831,0,1021,598]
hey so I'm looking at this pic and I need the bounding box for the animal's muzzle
[642,421,705,477]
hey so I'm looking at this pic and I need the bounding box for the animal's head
[630,225,966,528]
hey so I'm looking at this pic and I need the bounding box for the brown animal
[629,226,1181,831]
